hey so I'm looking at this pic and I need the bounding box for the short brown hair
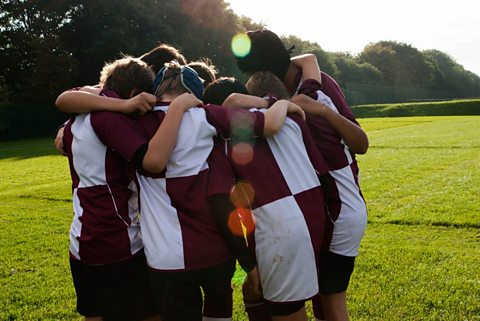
[246,71,290,99]
[203,77,248,105]
[188,58,218,86]
[140,43,187,75]
[99,56,154,99]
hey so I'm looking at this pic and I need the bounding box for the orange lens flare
[232,142,254,165]
[230,181,255,208]
[227,208,255,240]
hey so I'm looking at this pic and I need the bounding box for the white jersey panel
[329,166,367,256]
[71,113,107,188]
[138,176,185,270]
[316,90,338,113]
[69,188,82,260]
[253,196,318,302]
[126,181,143,255]
[266,117,321,194]
[155,106,215,178]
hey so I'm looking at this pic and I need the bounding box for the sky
[226,0,480,76]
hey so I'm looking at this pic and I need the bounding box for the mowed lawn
[1,116,479,320]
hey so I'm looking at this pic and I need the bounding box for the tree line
[1,0,479,106]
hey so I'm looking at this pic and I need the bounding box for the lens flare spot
[228,208,255,239]
[232,142,254,165]
[230,181,255,208]
[231,33,251,58]
[231,111,254,137]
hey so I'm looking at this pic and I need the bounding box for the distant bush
[0,103,67,141]
[351,99,480,118]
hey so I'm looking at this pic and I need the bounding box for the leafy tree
[424,49,480,97]
[332,52,382,85]
[60,0,161,86]
[282,35,339,78]
[0,0,80,102]
[1,0,479,105]
[359,41,434,88]
[172,0,241,76]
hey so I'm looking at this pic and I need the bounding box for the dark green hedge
[351,99,480,118]
[0,104,67,141]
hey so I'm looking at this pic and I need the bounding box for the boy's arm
[54,126,66,156]
[263,100,305,136]
[291,53,322,84]
[141,93,202,172]
[222,93,269,109]
[243,266,262,302]
[55,90,155,114]
[291,94,369,154]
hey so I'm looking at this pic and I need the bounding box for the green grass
[1,116,480,320]
[351,99,480,118]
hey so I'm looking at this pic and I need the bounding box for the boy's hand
[54,126,67,156]
[122,92,156,115]
[286,101,306,120]
[170,93,203,112]
[242,266,262,302]
[290,94,311,106]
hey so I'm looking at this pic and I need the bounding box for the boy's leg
[317,251,355,321]
[244,300,272,321]
[69,258,102,320]
[201,259,236,320]
[266,302,307,321]
[245,299,309,321]
[99,251,159,321]
[242,280,271,321]
[311,295,326,321]
[320,292,349,321]
[161,270,203,321]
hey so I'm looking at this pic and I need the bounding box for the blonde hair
[99,56,154,99]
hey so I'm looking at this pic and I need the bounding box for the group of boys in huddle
[55,29,368,321]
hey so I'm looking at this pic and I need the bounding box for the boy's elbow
[142,158,166,173]
[263,122,281,136]
[55,94,66,111]
[353,138,369,154]
[222,93,239,107]
[304,53,317,63]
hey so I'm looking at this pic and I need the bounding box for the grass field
[1,116,479,320]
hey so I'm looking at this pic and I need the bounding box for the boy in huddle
[203,76,333,321]
[236,29,369,321]
[57,57,302,321]
[133,61,304,321]
[61,56,201,321]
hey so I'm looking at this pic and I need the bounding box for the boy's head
[203,77,248,105]
[246,71,290,99]
[153,60,203,100]
[140,43,187,75]
[188,58,218,87]
[235,29,291,81]
[99,56,154,99]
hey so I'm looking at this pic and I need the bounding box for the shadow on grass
[0,137,61,160]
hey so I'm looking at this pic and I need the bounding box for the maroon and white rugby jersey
[63,91,147,265]
[135,103,265,271]
[296,76,367,257]
[221,110,330,303]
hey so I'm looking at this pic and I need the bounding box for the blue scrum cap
[152,65,204,99]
